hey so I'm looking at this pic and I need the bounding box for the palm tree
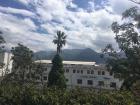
[53,31,67,54]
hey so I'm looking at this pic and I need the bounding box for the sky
[0,0,138,52]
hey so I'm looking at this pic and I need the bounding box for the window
[77,79,82,84]
[26,74,30,79]
[43,76,47,80]
[110,82,116,88]
[81,70,83,74]
[102,71,105,75]
[98,81,104,86]
[73,69,76,73]
[104,77,110,80]
[87,70,90,74]
[31,74,35,78]
[91,70,94,74]
[98,71,101,75]
[66,69,69,73]
[36,76,40,80]
[110,72,113,76]
[77,70,80,73]
[66,78,69,82]
[87,80,93,85]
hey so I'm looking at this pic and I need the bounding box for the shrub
[0,84,136,105]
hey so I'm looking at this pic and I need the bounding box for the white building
[0,52,13,76]
[0,52,123,90]
[35,60,123,90]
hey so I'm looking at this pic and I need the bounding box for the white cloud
[0,6,35,17]
[0,12,36,33]
[0,12,43,51]
[17,0,30,5]
[0,0,138,52]
[2,30,54,51]
[108,0,139,14]
[88,1,95,11]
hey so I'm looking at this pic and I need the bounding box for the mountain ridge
[34,48,105,64]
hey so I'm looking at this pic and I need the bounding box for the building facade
[0,52,123,90]
[35,60,123,90]
[0,52,13,76]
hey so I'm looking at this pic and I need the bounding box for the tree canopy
[53,31,67,54]
[11,43,34,69]
[9,43,34,84]
[0,31,5,44]
[103,7,140,90]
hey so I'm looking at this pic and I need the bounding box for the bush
[0,84,136,105]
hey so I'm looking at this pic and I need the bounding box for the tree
[0,31,5,53]
[48,54,66,88]
[0,31,5,44]
[11,43,34,84]
[53,31,67,54]
[103,7,140,90]
[0,31,6,78]
[129,0,140,5]
[48,31,67,88]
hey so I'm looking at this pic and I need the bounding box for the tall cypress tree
[48,54,66,88]
[48,31,67,88]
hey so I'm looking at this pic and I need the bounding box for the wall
[34,62,123,90]
[0,52,13,76]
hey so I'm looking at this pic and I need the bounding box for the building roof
[35,60,97,66]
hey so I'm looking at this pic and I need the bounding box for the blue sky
[0,0,138,52]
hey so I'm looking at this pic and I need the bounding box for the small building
[35,60,123,90]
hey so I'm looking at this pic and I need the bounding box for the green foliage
[48,54,66,88]
[0,84,136,105]
[11,43,34,69]
[0,31,5,53]
[111,7,140,89]
[122,6,140,28]
[131,81,140,104]
[6,43,34,84]
[48,30,67,88]
[103,7,140,90]
[0,31,5,44]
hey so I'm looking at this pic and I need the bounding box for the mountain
[34,48,105,64]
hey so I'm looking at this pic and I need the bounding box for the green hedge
[0,84,135,105]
